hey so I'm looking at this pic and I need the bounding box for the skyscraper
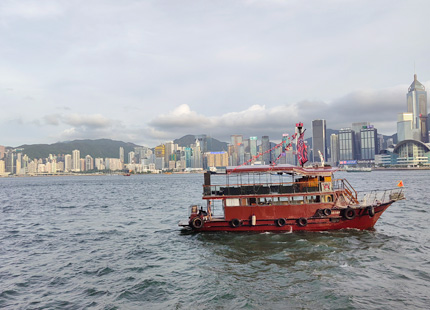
[339,128,355,161]
[360,125,378,160]
[72,150,80,172]
[261,136,270,164]
[230,135,243,166]
[249,136,258,158]
[407,74,428,142]
[330,134,339,165]
[398,74,428,143]
[119,147,124,164]
[352,122,369,160]
[312,119,327,162]
[65,154,72,172]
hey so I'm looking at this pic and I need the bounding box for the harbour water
[1,171,429,309]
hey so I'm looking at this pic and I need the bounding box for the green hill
[19,139,139,160]
[174,135,228,152]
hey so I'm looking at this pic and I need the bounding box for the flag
[397,180,404,187]
[296,131,308,167]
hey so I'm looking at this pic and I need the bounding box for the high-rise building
[407,74,428,142]
[72,150,80,172]
[119,147,124,164]
[85,155,94,171]
[330,134,339,165]
[0,145,5,160]
[64,154,72,172]
[339,128,355,161]
[312,119,327,162]
[261,136,270,164]
[128,151,135,164]
[230,135,243,166]
[398,74,428,143]
[205,152,229,167]
[352,122,369,160]
[249,136,258,158]
[360,125,378,160]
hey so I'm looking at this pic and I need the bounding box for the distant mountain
[174,135,228,152]
[19,139,140,159]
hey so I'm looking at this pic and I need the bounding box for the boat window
[225,198,240,207]
[305,195,321,203]
[291,196,304,204]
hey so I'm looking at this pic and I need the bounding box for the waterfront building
[352,122,369,160]
[205,151,229,168]
[339,128,355,161]
[397,113,414,141]
[360,125,378,160]
[196,135,208,153]
[261,136,270,164]
[95,158,104,170]
[407,74,428,142]
[398,74,428,143]
[119,147,124,164]
[377,140,430,167]
[85,155,94,171]
[0,160,5,175]
[192,139,202,169]
[312,119,327,163]
[57,161,64,172]
[72,150,80,172]
[330,134,339,165]
[155,145,165,159]
[5,151,14,173]
[230,135,243,166]
[65,154,72,172]
[80,158,85,171]
[128,151,135,164]
[0,145,5,160]
[250,136,258,158]
[184,147,192,168]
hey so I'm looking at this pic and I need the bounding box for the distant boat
[345,167,372,172]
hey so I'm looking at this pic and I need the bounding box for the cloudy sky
[1,0,429,147]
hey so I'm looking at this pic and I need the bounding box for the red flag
[397,180,404,187]
[297,131,308,167]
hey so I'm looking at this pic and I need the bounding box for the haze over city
[1,0,429,147]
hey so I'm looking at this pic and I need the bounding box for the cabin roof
[226,164,337,176]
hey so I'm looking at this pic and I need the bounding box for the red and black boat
[179,125,405,232]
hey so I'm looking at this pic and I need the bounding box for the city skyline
[1,1,429,147]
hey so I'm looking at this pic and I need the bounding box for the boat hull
[184,202,392,232]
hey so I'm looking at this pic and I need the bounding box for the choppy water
[0,171,429,309]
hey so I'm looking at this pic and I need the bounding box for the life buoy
[230,218,241,228]
[323,208,332,216]
[343,207,356,220]
[367,206,375,217]
[190,217,204,229]
[275,218,286,227]
[297,217,308,227]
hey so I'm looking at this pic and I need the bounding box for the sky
[1,0,430,148]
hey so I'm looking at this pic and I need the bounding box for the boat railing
[358,188,405,205]
[333,179,358,203]
[203,180,332,197]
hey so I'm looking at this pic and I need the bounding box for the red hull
[187,203,391,232]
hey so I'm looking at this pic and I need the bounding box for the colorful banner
[297,131,308,167]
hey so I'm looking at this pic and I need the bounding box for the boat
[345,167,372,172]
[179,124,405,232]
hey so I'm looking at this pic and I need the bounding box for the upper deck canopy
[225,164,337,177]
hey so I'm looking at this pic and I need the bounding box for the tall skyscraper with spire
[398,74,428,143]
